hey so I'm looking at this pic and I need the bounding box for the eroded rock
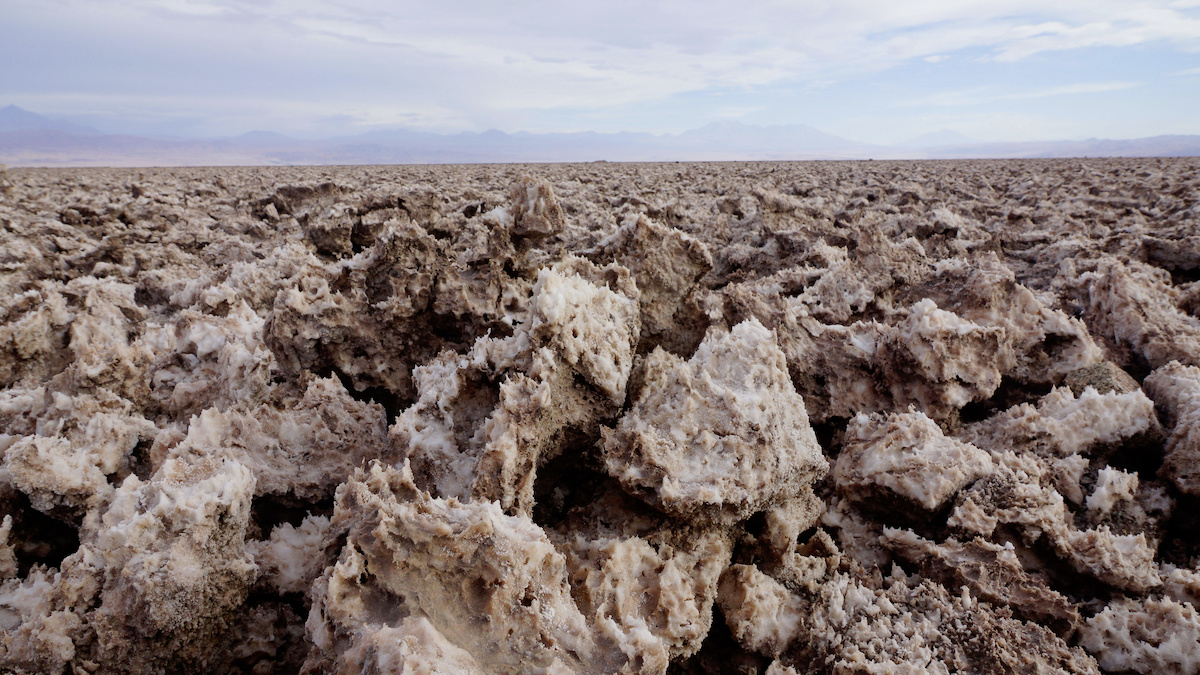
[1,162,1197,673]
[1145,361,1200,496]
[602,319,827,525]
[833,410,993,515]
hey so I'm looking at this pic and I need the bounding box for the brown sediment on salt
[833,409,994,515]
[602,318,827,526]
[1145,362,1200,496]
[0,159,1198,673]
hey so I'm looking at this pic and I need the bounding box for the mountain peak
[0,105,101,135]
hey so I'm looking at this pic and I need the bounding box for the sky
[2,0,1200,144]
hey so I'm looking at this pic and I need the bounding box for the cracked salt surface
[1,159,1199,673]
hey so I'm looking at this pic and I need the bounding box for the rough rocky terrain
[0,158,1198,674]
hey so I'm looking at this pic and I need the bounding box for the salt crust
[588,213,712,352]
[958,384,1159,458]
[1,161,1198,673]
[722,248,1102,423]
[1145,361,1200,496]
[834,409,993,513]
[1068,258,1200,369]
[949,450,1163,593]
[718,546,1099,674]
[1086,466,1139,516]
[1079,597,1200,675]
[305,461,728,674]
[529,258,640,404]
[881,528,1080,633]
[0,515,15,580]
[602,319,827,524]
[1,455,256,673]
[392,254,638,515]
[167,375,390,500]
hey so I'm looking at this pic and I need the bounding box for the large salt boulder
[603,319,827,524]
[1145,362,1200,496]
[833,410,993,514]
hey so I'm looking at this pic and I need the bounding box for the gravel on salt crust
[1,158,1199,674]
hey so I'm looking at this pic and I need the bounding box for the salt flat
[1,159,1199,673]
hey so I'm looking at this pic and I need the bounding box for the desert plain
[1,158,1199,673]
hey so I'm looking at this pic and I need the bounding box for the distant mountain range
[0,105,101,136]
[2,105,1198,167]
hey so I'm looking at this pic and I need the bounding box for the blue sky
[2,0,1199,143]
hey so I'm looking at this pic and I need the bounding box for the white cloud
[2,0,1198,134]
[84,1,1200,90]
[897,81,1141,107]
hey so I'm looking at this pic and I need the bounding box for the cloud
[897,81,1142,108]
[2,0,1198,134]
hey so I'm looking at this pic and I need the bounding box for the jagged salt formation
[603,319,827,525]
[1,159,1198,674]
[1145,362,1200,496]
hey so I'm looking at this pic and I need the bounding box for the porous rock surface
[0,159,1198,673]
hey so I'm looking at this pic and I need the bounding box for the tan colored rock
[717,564,805,658]
[819,495,892,571]
[336,617,491,675]
[603,319,827,524]
[529,256,640,404]
[2,392,156,516]
[0,284,74,390]
[305,203,356,257]
[1079,597,1200,675]
[509,175,567,239]
[305,462,597,674]
[83,455,259,672]
[306,461,670,675]
[148,300,274,417]
[1064,361,1140,396]
[247,514,333,596]
[394,255,637,515]
[561,527,730,661]
[719,560,1098,674]
[881,528,1080,634]
[958,385,1160,458]
[165,375,389,499]
[759,486,825,560]
[210,600,308,674]
[547,488,733,662]
[1054,526,1162,594]
[900,297,1012,392]
[0,452,259,674]
[0,516,14,580]
[1145,361,1200,496]
[589,213,713,351]
[1162,564,1200,608]
[2,161,1199,673]
[263,226,444,399]
[721,249,1101,423]
[834,410,993,514]
[725,283,1021,423]
[901,253,1103,385]
[1071,257,1200,368]
[0,565,85,674]
[951,453,1162,593]
[1085,466,1139,517]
